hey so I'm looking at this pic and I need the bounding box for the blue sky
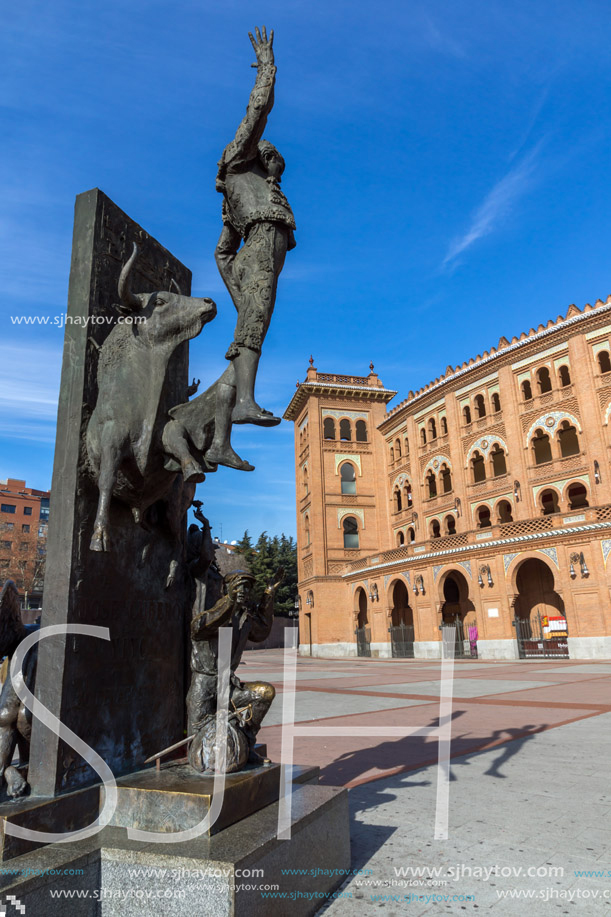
[2,0,611,543]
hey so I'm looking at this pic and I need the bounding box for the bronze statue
[204,26,295,469]
[0,581,38,798]
[187,565,283,774]
[86,243,217,551]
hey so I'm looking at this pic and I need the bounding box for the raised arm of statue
[248,565,284,643]
[191,594,234,640]
[219,27,276,171]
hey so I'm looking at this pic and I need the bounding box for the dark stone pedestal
[0,783,349,917]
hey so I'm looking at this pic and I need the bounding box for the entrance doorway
[388,580,415,657]
[440,571,477,658]
[513,558,568,658]
[355,588,371,657]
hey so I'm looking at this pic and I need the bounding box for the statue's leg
[162,420,206,483]
[229,226,287,426]
[205,379,255,471]
[232,681,275,764]
[90,422,124,552]
[0,680,25,797]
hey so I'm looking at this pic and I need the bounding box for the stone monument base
[0,783,350,917]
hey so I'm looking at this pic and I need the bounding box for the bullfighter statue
[187,565,283,774]
[204,26,296,470]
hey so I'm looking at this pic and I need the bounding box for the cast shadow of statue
[314,712,547,870]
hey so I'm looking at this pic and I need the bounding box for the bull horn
[169,277,182,295]
[118,243,141,309]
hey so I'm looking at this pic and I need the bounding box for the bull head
[118,243,186,311]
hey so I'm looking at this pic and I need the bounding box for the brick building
[284,297,611,660]
[0,479,49,609]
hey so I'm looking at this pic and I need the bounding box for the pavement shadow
[319,712,548,787]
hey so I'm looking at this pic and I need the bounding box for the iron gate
[355,626,372,657]
[441,620,470,658]
[513,612,569,658]
[389,623,415,658]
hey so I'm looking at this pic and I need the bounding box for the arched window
[567,482,589,509]
[463,405,472,425]
[532,429,552,465]
[340,462,356,494]
[540,489,559,515]
[558,365,571,387]
[403,483,413,507]
[471,450,486,483]
[404,436,410,455]
[490,444,507,477]
[304,514,310,546]
[444,514,456,535]
[343,516,359,548]
[339,419,352,442]
[397,531,405,546]
[491,393,501,413]
[420,428,427,446]
[522,380,533,401]
[477,505,491,528]
[407,527,415,543]
[323,417,336,440]
[598,351,611,374]
[428,418,437,440]
[355,419,367,442]
[426,470,437,498]
[536,367,552,394]
[393,488,402,513]
[558,421,579,458]
[395,438,402,459]
[497,499,513,523]
[474,394,486,418]
[389,445,394,464]
[430,519,441,539]
[440,464,452,493]
[303,466,308,496]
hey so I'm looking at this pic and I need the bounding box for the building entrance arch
[440,570,477,658]
[388,579,415,658]
[513,558,568,657]
[354,587,371,657]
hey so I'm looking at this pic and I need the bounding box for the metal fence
[355,626,372,657]
[389,623,415,658]
[513,611,569,658]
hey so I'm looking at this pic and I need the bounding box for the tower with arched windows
[283,362,396,654]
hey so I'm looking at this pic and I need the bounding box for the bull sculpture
[86,244,217,552]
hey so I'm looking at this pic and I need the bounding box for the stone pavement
[238,650,611,914]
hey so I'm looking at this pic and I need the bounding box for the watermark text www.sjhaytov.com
[10,314,146,328]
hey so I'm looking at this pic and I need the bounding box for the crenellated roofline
[378,295,611,432]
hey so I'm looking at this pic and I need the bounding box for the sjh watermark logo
[9,624,457,845]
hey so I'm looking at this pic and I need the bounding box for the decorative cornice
[285,381,397,421]
[342,520,611,578]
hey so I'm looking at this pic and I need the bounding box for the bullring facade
[284,297,611,659]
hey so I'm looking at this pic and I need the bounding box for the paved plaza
[238,649,611,913]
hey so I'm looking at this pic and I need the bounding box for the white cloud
[0,343,61,432]
[443,144,542,267]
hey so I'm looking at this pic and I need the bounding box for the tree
[234,530,297,616]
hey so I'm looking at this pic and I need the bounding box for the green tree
[233,530,297,616]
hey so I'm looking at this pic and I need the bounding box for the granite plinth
[0,783,349,917]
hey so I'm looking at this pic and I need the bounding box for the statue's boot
[231,347,281,426]
[181,458,206,484]
[206,380,255,471]
[205,445,254,472]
